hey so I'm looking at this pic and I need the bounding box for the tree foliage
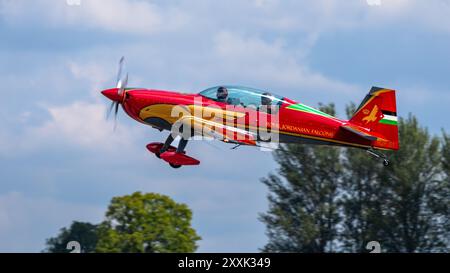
[261,104,450,252]
[260,104,342,252]
[96,192,201,253]
[44,192,201,253]
[376,115,446,251]
[44,221,98,253]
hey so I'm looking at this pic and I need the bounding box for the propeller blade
[116,56,125,88]
[113,102,120,131]
[123,73,128,89]
[109,57,127,131]
[114,101,119,117]
[106,101,115,120]
[118,73,128,97]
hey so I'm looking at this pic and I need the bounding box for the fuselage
[102,86,379,150]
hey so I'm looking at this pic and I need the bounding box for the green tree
[341,111,449,252]
[261,103,450,252]
[442,132,450,249]
[44,221,98,253]
[260,104,342,252]
[341,103,391,252]
[443,132,450,187]
[341,142,385,252]
[96,192,201,253]
[373,115,448,252]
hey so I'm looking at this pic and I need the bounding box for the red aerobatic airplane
[101,58,399,168]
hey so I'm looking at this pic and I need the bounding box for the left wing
[340,124,378,141]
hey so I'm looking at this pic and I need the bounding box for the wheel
[383,159,389,166]
[169,163,182,169]
[155,152,161,158]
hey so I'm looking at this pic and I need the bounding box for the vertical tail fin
[349,87,399,150]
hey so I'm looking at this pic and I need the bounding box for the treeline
[44,192,201,253]
[260,104,449,252]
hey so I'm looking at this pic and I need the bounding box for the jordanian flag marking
[379,114,398,125]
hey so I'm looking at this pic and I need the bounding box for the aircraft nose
[101,88,121,102]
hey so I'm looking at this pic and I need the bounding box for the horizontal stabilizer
[340,124,378,142]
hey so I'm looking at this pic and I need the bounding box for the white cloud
[242,0,450,34]
[76,0,163,33]
[68,61,112,98]
[0,100,144,157]
[0,0,189,34]
[33,101,139,151]
[3,0,450,36]
[331,0,450,33]
[0,54,148,157]
[212,31,359,94]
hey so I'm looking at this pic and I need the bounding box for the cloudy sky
[0,0,449,252]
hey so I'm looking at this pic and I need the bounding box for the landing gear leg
[157,134,175,158]
[176,138,189,153]
[168,138,188,169]
[366,148,389,166]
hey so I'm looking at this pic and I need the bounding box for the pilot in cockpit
[216,86,228,103]
[261,92,273,114]
[216,86,241,106]
[261,92,272,105]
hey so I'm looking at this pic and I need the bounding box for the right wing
[177,115,257,146]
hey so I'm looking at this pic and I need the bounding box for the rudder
[349,87,399,150]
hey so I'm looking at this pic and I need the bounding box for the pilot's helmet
[261,92,273,105]
[217,86,228,100]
